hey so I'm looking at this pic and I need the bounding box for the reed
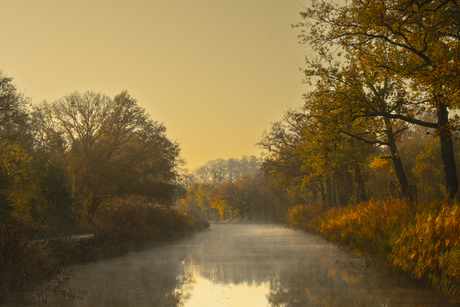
[286,199,460,298]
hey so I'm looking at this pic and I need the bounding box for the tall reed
[286,199,460,298]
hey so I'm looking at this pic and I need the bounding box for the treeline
[0,72,183,234]
[259,0,460,209]
[192,156,261,184]
[181,114,459,222]
[180,157,287,221]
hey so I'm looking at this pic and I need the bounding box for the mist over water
[45,223,455,306]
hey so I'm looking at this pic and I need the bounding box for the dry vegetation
[0,205,209,304]
[287,199,460,298]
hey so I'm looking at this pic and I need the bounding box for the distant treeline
[192,156,261,184]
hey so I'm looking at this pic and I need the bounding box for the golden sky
[1,0,311,170]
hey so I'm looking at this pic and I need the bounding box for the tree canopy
[33,91,180,222]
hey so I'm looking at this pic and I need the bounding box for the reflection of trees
[267,264,364,307]
[52,253,194,307]
[267,258,393,307]
[163,269,194,307]
[266,250,454,307]
[197,262,275,286]
[186,229,288,286]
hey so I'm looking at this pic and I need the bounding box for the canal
[49,223,456,306]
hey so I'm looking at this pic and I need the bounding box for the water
[45,223,456,306]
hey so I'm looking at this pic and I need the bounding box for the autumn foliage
[287,199,460,298]
[46,201,209,266]
[94,201,209,246]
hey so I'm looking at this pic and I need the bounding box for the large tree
[301,47,413,198]
[0,72,33,219]
[297,0,460,198]
[33,91,180,221]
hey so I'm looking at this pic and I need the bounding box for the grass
[286,199,460,299]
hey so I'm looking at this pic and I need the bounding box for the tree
[301,46,413,198]
[193,156,262,184]
[259,106,373,206]
[214,182,238,219]
[0,71,31,146]
[258,109,312,197]
[296,0,460,198]
[33,91,180,222]
[0,72,33,219]
[0,141,34,222]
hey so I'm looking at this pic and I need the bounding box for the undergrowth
[0,217,72,305]
[48,204,209,265]
[1,204,209,304]
[286,199,460,299]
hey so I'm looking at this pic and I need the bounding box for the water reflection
[42,223,456,307]
[49,252,193,307]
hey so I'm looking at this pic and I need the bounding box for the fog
[43,223,455,307]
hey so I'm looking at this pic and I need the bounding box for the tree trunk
[326,176,333,207]
[332,174,338,206]
[319,182,326,203]
[345,170,354,204]
[355,164,367,202]
[437,103,459,200]
[311,184,318,204]
[335,171,348,206]
[384,117,410,199]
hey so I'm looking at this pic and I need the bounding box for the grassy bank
[286,199,460,299]
[0,205,209,304]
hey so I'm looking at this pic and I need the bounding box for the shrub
[287,203,328,231]
[95,204,197,246]
[0,217,70,304]
[47,202,210,266]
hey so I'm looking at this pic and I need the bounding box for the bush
[95,204,200,245]
[0,217,70,304]
[287,203,328,231]
[49,202,210,265]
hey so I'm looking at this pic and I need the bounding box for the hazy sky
[1,0,311,170]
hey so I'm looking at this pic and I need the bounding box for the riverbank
[48,205,209,266]
[286,198,460,301]
[0,206,209,305]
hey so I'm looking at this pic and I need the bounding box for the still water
[50,223,456,306]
